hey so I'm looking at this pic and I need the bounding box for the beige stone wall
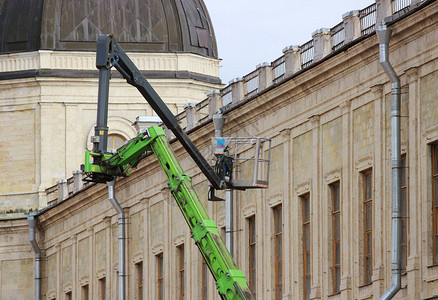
[0,220,34,300]
[3,2,438,300]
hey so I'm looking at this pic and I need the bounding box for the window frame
[330,181,341,294]
[157,253,164,300]
[81,284,89,300]
[302,193,311,300]
[98,277,106,300]
[178,245,185,300]
[248,215,256,296]
[401,154,408,273]
[362,169,373,285]
[107,133,126,151]
[432,144,438,264]
[136,261,144,300]
[274,204,283,300]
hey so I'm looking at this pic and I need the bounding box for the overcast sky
[203,0,375,84]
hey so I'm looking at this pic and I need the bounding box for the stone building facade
[2,0,438,299]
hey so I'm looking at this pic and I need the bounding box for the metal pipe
[377,24,402,300]
[108,179,126,300]
[28,214,42,300]
[213,113,234,255]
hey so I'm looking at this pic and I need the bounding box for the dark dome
[0,0,218,58]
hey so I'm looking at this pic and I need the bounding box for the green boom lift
[82,34,270,299]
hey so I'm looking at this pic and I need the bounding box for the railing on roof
[331,21,345,51]
[196,98,210,123]
[272,56,286,84]
[392,0,412,12]
[244,69,259,98]
[176,110,188,129]
[301,40,314,69]
[222,84,233,106]
[360,3,377,35]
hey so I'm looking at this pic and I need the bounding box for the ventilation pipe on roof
[28,214,42,300]
[108,179,126,300]
[377,24,402,300]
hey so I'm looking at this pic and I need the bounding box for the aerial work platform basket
[212,136,271,190]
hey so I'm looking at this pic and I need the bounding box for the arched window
[107,134,126,151]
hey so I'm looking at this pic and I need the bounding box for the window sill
[358,282,373,289]
[328,291,341,297]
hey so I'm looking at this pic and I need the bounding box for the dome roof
[0,0,218,58]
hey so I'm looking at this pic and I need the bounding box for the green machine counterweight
[83,126,254,299]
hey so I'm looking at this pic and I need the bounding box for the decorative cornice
[0,51,220,75]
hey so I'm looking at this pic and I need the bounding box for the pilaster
[340,100,352,300]
[310,115,321,299]
[312,29,332,62]
[257,62,273,91]
[280,128,292,299]
[184,103,199,131]
[342,10,361,44]
[207,90,222,117]
[405,66,421,299]
[370,84,385,297]
[229,78,245,104]
[283,46,301,77]
[376,0,393,26]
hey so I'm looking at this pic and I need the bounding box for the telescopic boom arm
[92,34,224,190]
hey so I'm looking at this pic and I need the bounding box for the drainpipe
[213,113,234,255]
[28,214,42,300]
[108,179,126,300]
[377,24,402,300]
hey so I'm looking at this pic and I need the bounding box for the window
[330,181,341,293]
[401,154,408,273]
[65,291,72,300]
[81,285,89,300]
[363,169,373,284]
[274,205,283,300]
[178,245,185,300]
[107,134,126,151]
[136,261,144,300]
[157,253,164,300]
[98,277,106,300]
[202,258,208,300]
[433,144,438,264]
[248,215,256,296]
[302,193,311,300]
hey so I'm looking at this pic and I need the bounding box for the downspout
[108,179,126,300]
[28,214,42,300]
[213,113,234,255]
[377,24,402,300]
